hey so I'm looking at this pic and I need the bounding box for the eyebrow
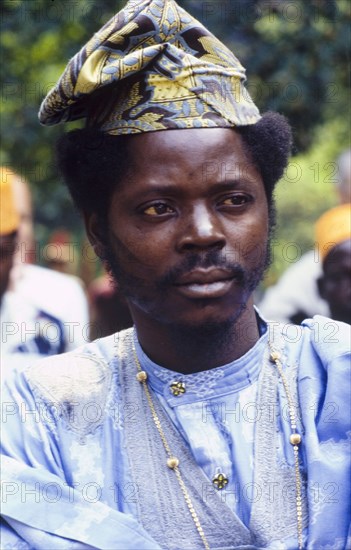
[199,179,257,191]
[130,179,257,198]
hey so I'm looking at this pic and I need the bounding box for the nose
[176,203,226,252]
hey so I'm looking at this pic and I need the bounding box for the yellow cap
[315,203,351,260]
[0,167,20,236]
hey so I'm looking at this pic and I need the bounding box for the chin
[171,302,248,333]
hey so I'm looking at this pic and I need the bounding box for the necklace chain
[132,337,303,550]
[132,341,210,550]
[269,343,303,550]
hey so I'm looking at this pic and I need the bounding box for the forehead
[123,128,262,186]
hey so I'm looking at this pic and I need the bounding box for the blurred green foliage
[1,0,350,279]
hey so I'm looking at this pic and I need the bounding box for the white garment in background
[1,264,89,374]
[258,251,329,323]
[12,264,89,348]
[0,290,66,374]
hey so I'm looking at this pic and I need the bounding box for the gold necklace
[132,338,303,550]
[269,344,303,550]
[132,341,210,550]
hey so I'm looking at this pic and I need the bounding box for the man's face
[0,233,17,302]
[90,128,270,330]
[318,239,351,324]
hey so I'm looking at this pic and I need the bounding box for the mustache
[158,250,246,288]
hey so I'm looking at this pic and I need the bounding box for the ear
[317,276,326,300]
[82,211,106,259]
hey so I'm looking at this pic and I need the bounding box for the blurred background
[1,0,350,287]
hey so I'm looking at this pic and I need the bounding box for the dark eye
[220,194,252,206]
[143,203,174,216]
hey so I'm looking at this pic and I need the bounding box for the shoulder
[294,317,350,449]
[1,329,134,440]
[0,289,37,319]
[301,315,350,366]
[269,315,349,362]
[8,329,134,406]
[267,316,350,381]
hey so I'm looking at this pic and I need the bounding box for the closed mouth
[173,270,238,299]
[174,269,236,287]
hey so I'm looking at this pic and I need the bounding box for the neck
[132,300,260,374]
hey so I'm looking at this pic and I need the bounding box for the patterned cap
[315,203,351,260]
[39,0,260,134]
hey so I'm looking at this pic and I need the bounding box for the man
[1,1,350,549]
[316,203,351,324]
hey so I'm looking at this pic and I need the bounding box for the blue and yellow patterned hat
[39,0,260,134]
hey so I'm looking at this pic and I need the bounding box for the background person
[258,148,351,323]
[0,168,90,373]
[316,203,351,324]
[0,174,66,371]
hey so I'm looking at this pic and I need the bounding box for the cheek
[109,224,172,272]
[227,216,269,264]
[242,240,268,265]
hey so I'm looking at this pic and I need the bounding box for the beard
[101,231,272,335]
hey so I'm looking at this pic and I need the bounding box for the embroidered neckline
[134,326,268,403]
